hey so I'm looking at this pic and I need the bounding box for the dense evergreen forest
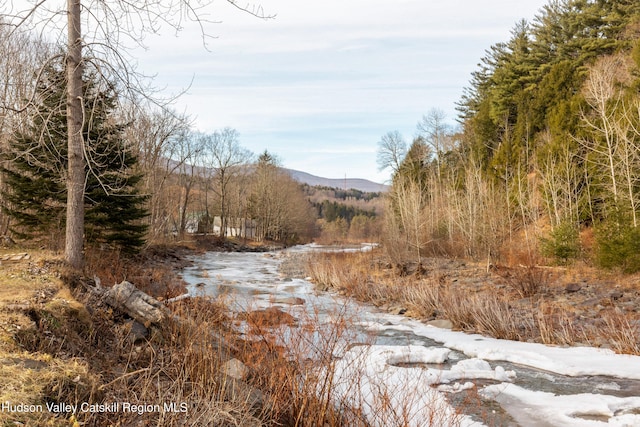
[381,0,640,271]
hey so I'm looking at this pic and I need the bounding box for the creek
[179,245,640,427]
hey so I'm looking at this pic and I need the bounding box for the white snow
[326,345,497,426]
[371,314,640,380]
[481,383,640,426]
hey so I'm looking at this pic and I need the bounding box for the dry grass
[305,249,640,355]
[234,299,468,426]
[3,245,462,426]
[84,245,188,299]
[81,296,264,427]
[0,250,100,426]
[494,265,550,298]
[599,309,640,354]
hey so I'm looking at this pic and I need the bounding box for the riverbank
[0,238,351,426]
[0,241,269,426]
[2,240,638,426]
[304,249,640,355]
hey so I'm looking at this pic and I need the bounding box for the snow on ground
[368,315,640,380]
[183,248,640,427]
[363,314,640,426]
[481,383,640,426]
[326,345,496,426]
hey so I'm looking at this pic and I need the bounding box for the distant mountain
[285,169,389,193]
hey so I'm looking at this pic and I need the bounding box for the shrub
[540,221,581,264]
[595,218,640,273]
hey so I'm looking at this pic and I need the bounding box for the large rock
[427,319,454,329]
[222,358,248,380]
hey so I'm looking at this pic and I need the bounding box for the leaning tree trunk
[65,0,85,269]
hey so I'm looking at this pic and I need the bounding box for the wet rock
[427,319,453,329]
[222,358,248,380]
[565,283,582,293]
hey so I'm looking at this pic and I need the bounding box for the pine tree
[1,62,148,252]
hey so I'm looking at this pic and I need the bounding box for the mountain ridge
[284,169,388,193]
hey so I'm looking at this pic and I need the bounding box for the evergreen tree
[1,62,148,252]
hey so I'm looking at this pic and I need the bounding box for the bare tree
[376,130,407,175]
[581,53,639,225]
[128,107,196,240]
[3,0,271,268]
[416,108,451,177]
[201,128,252,238]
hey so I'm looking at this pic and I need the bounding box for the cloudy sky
[131,0,550,183]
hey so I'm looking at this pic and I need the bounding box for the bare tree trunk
[65,0,85,269]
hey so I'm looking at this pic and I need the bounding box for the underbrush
[4,246,467,426]
[84,245,188,299]
[305,250,640,355]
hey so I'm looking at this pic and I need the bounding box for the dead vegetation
[1,245,469,426]
[305,249,640,355]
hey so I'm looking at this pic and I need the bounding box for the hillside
[284,169,388,193]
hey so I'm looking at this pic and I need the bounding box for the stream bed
[179,246,640,427]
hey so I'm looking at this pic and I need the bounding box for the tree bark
[65,0,85,269]
[101,281,168,327]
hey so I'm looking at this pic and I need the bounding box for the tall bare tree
[416,108,451,178]
[201,128,252,238]
[376,130,407,176]
[128,107,195,240]
[581,53,640,225]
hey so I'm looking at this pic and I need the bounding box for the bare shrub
[599,310,640,355]
[77,296,261,427]
[85,246,187,299]
[535,302,582,346]
[401,279,441,319]
[238,301,371,426]
[437,289,476,331]
[467,294,529,341]
[437,289,529,340]
[496,265,549,298]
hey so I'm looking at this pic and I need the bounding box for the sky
[129,0,554,184]
[10,0,551,184]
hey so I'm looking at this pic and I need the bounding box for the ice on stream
[181,246,640,426]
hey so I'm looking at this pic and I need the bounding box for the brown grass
[0,250,100,426]
[4,245,464,426]
[305,249,640,355]
[84,245,187,299]
[494,265,550,298]
[599,309,640,354]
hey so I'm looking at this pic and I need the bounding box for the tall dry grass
[73,296,265,427]
[84,245,187,299]
[305,250,640,355]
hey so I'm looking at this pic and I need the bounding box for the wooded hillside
[381,0,640,271]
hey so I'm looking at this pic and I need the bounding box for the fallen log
[89,278,236,353]
[91,279,169,327]
[87,278,266,413]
